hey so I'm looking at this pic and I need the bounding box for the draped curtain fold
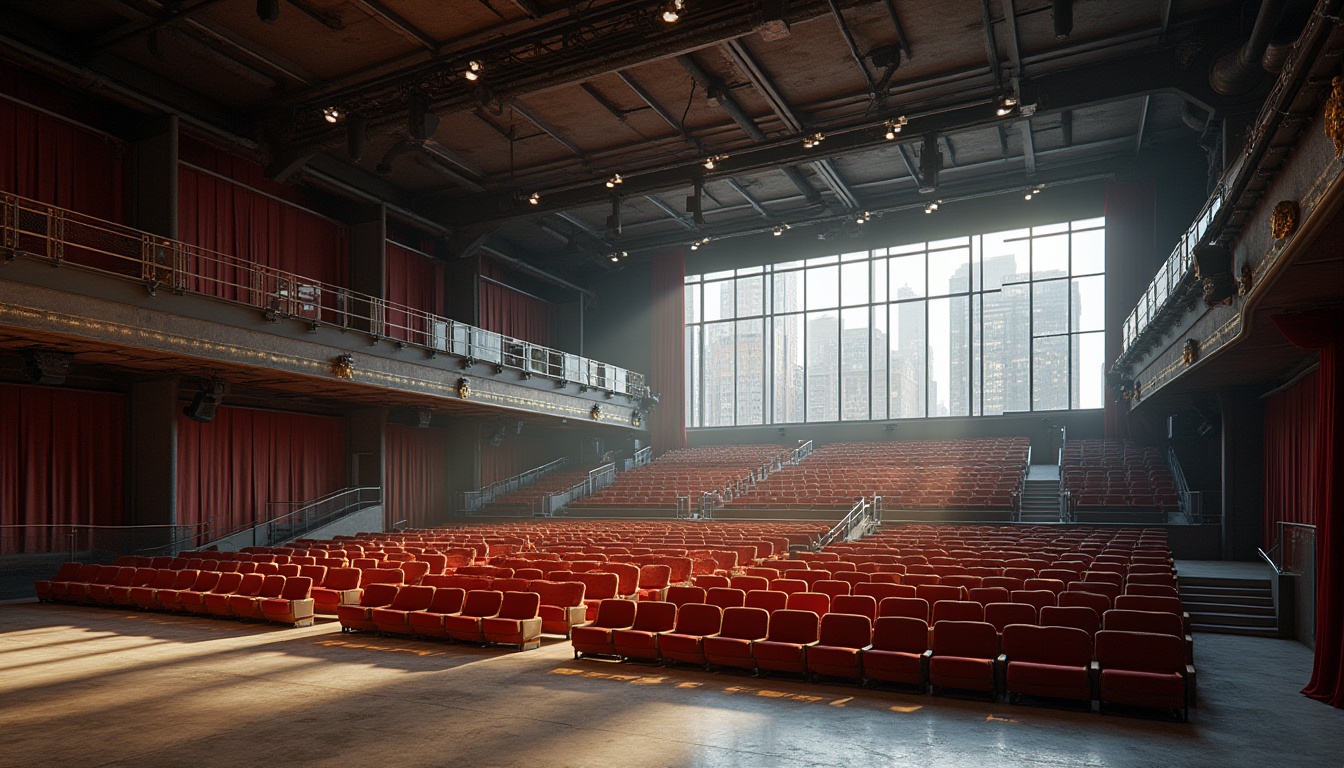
[650,248,687,453]
[385,425,450,530]
[0,94,124,223]
[0,385,126,553]
[176,407,347,537]
[1271,310,1344,708]
[479,435,555,487]
[479,259,554,346]
[385,241,445,342]
[1264,370,1320,543]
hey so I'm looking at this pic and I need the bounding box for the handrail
[536,462,616,516]
[1261,521,1317,575]
[1257,542,1283,575]
[0,191,650,398]
[1,522,213,559]
[790,440,814,464]
[633,446,653,467]
[460,457,569,513]
[816,497,878,549]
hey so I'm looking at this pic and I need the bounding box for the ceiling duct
[1210,0,1289,96]
[1051,0,1073,39]
[918,133,941,194]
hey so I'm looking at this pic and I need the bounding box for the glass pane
[890,254,926,299]
[929,246,970,296]
[703,280,732,321]
[1033,335,1069,411]
[889,242,925,256]
[702,322,735,426]
[1072,275,1105,332]
[928,296,970,417]
[971,294,981,417]
[889,300,926,418]
[840,250,868,262]
[737,275,763,316]
[1071,332,1106,409]
[806,310,840,422]
[806,254,839,266]
[982,286,1030,415]
[841,307,870,421]
[773,314,804,424]
[1071,228,1105,275]
[840,260,869,306]
[872,257,888,304]
[1033,279,1069,336]
[773,271,802,314]
[1033,234,1069,279]
[686,325,700,428]
[982,229,1030,289]
[1033,222,1069,236]
[736,318,764,425]
[1072,216,1105,231]
[806,265,839,310]
[685,284,701,324]
[871,306,888,421]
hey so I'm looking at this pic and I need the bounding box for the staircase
[1018,479,1061,523]
[1181,576,1278,637]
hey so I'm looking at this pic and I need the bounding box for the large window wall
[684,218,1106,427]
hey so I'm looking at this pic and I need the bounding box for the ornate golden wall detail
[1326,75,1344,156]
[1182,338,1200,366]
[332,353,355,379]
[1270,200,1299,239]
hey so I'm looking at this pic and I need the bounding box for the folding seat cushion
[35,562,85,601]
[813,580,852,599]
[481,592,545,650]
[1095,630,1192,718]
[1002,624,1094,703]
[1010,590,1057,612]
[178,571,228,613]
[572,598,639,658]
[407,587,468,638]
[612,601,678,660]
[637,564,673,600]
[371,585,437,634]
[110,568,158,606]
[231,575,287,620]
[658,603,723,666]
[751,609,821,675]
[807,613,872,682]
[931,600,985,624]
[703,606,770,671]
[260,576,316,627]
[443,590,506,643]
[730,575,770,593]
[337,583,401,632]
[693,574,731,589]
[928,620,1002,695]
[706,587,746,610]
[856,583,916,601]
[130,569,182,610]
[153,569,203,611]
[745,590,788,614]
[665,585,706,607]
[576,572,620,620]
[878,597,930,622]
[984,602,1037,635]
[863,616,932,688]
[830,594,877,621]
[312,567,362,615]
[1058,589,1111,616]
[1069,581,1121,601]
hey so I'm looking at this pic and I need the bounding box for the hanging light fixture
[802,132,825,149]
[884,117,908,140]
[924,199,942,214]
[1024,184,1045,201]
[322,106,341,123]
[464,60,485,81]
[702,154,729,170]
[528,192,541,205]
[772,223,791,236]
[995,93,1019,117]
[606,173,624,189]
[855,211,871,224]
[661,0,685,23]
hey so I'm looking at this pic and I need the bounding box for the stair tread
[1191,624,1279,637]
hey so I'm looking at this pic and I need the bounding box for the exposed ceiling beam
[722,40,802,134]
[580,83,629,123]
[677,54,766,142]
[811,160,861,209]
[996,124,1010,157]
[725,179,772,218]
[510,101,586,157]
[182,17,317,86]
[509,0,547,19]
[979,0,1005,89]
[880,0,913,59]
[644,195,698,230]
[997,0,1025,76]
[940,135,958,167]
[616,71,684,135]
[1061,110,1073,146]
[896,144,923,184]
[826,0,879,97]
[284,0,346,31]
[1021,118,1037,174]
[1136,94,1150,154]
[95,0,230,49]
[348,0,438,51]
[780,166,826,208]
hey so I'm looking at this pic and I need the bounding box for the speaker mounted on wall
[184,379,229,423]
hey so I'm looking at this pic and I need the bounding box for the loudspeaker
[184,380,229,423]
[23,349,72,386]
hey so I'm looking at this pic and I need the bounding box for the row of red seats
[339,586,545,650]
[569,444,792,509]
[574,598,1194,720]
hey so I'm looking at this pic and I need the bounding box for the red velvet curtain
[0,385,126,553]
[650,248,687,453]
[1272,310,1344,708]
[479,259,554,346]
[385,241,445,342]
[479,435,554,486]
[0,94,124,222]
[176,407,347,537]
[1102,181,1155,439]
[1265,370,1320,544]
[385,425,450,529]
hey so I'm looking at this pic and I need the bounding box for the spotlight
[702,154,729,170]
[995,93,1019,117]
[528,192,540,205]
[322,106,341,124]
[464,60,484,81]
[606,173,624,188]
[883,116,908,140]
[1024,183,1046,201]
[661,0,685,23]
[855,211,871,224]
[689,237,710,251]
[610,254,620,262]
[772,223,791,236]
[802,132,825,148]
[924,199,941,214]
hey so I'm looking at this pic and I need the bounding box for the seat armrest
[1184,663,1198,708]
[1089,661,1101,701]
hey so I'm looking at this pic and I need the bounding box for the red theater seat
[753,609,820,675]
[406,587,468,638]
[928,620,1001,697]
[612,600,678,660]
[878,596,930,622]
[984,602,1037,635]
[531,580,588,638]
[371,585,436,634]
[931,600,984,624]
[481,592,544,650]
[337,583,400,632]
[807,613,872,683]
[572,598,638,658]
[863,616,931,690]
[231,574,286,620]
[658,603,723,667]
[260,576,316,627]
[665,585,706,607]
[443,590,506,643]
[1095,630,1193,720]
[703,606,769,671]
[1040,605,1100,639]
[830,594,877,622]
[745,589,787,614]
[311,567,362,615]
[1002,624,1094,704]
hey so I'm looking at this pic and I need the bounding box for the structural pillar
[126,114,178,239]
[348,204,386,335]
[1219,386,1265,560]
[127,380,178,537]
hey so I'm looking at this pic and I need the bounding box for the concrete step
[1186,611,1277,628]
[1180,592,1274,608]
[1191,623,1280,638]
[1181,586,1273,602]
[1180,576,1272,590]
[1184,600,1276,617]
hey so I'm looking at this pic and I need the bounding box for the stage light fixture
[884,117,907,139]
[995,93,1019,117]
[527,192,540,205]
[802,132,825,149]
[855,211,871,224]
[772,223,791,236]
[702,154,728,170]
[661,0,685,23]
[1023,183,1046,201]
[322,106,341,123]
[464,60,484,81]
[924,199,942,214]
[606,173,624,188]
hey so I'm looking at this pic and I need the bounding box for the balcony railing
[0,191,650,399]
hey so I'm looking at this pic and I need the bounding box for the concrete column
[347,408,386,490]
[445,252,479,326]
[1219,387,1265,560]
[126,114,178,239]
[127,379,178,529]
[348,205,386,335]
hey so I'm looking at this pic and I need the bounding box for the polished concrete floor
[3,600,1343,768]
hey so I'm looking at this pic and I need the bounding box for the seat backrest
[940,575,982,590]
[931,620,999,659]
[706,587,746,610]
[672,602,722,635]
[830,594,877,621]
[360,582,401,607]
[931,599,984,624]
[1068,581,1121,600]
[631,600,677,632]
[531,579,586,607]
[1094,629,1185,674]
[279,576,313,601]
[210,572,243,593]
[1102,608,1183,637]
[744,589,788,613]
[1037,568,1078,584]
[981,576,1024,591]
[766,609,820,644]
[513,568,544,580]
[718,606,770,640]
[984,601,1037,634]
[818,612,872,648]
[915,584,963,604]
[856,582,916,600]
[131,568,158,587]
[1058,589,1111,615]
[361,568,405,587]
[600,563,641,596]
[491,577,530,593]
[693,574,731,589]
[399,561,431,585]
[149,569,178,589]
[1114,594,1183,615]
[170,569,200,589]
[1002,624,1091,666]
[967,587,1010,606]
[254,563,281,576]
[298,565,329,585]
[389,584,436,611]
[1039,605,1100,638]
[665,585,707,607]
[638,564,672,589]
[1023,578,1066,595]
[277,564,301,578]
[426,586,467,614]
[497,591,542,620]
[1081,570,1124,587]
[769,578,809,594]
[322,567,360,590]
[730,575,770,593]
[578,571,620,600]
[460,589,505,618]
[440,574,493,592]
[786,591,830,616]
[813,579,852,598]
[235,573,266,597]
[903,573,942,586]
[190,571,222,592]
[592,598,638,628]
[878,596,931,621]
[1123,583,1181,599]
[870,616,930,653]
[1010,589,1057,610]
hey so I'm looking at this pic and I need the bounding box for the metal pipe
[1210,0,1289,96]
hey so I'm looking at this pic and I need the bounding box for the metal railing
[816,497,880,549]
[789,440,814,464]
[539,463,617,516]
[1167,447,1196,522]
[1259,521,1316,576]
[632,446,653,467]
[0,191,650,398]
[0,523,212,561]
[260,487,381,544]
[459,458,569,514]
